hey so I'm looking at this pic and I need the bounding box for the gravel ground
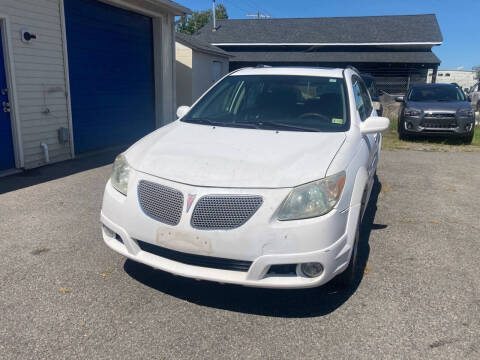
[0,149,479,359]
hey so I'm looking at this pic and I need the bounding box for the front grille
[138,180,184,226]
[422,113,457,129]
[136,240,252,271]
[191,195,263,230]
[422,122,457,129]
[424,113,455,119]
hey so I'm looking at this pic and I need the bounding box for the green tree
[176,4,228,35]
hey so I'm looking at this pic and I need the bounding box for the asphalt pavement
[0,149,479,359]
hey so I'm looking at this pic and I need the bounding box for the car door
[352,75,379,179]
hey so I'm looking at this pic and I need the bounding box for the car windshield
[407,85,466,102]
[182,75,349,132]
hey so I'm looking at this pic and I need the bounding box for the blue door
[0,29,15,171]
[64,0,155,154]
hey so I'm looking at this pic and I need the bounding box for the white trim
[0,14,24,168]
[212,42,443,46]
[153,16,163,128]
[98,0,188,17]
[59,0,75,158]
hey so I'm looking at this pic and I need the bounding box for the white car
[101,67,389,289]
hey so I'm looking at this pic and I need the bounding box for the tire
[463,131,474,144]
[476,101,480,112]
[333,213,361,289]
[398,120,406,140]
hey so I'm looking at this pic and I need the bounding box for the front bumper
[100,172,360,289]
[402,113,474,135]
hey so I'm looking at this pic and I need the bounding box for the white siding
[175,42,192,106]
[0,0,181,169]
[192,51,228,103]
[0,0,71,168]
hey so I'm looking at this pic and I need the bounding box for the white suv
[101,67,389,289]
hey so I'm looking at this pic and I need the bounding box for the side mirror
[360,116,390,134]
[395,96,405,103]
[176,105,190,118]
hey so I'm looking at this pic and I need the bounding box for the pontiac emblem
[186,194,196,213]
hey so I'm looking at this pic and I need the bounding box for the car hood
[126,121,346,188]
[406,100,471,112]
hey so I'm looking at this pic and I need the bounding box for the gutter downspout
[40,142,50,163]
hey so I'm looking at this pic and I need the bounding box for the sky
[178,0,480,70]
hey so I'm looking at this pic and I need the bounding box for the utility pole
[212,0,216,31]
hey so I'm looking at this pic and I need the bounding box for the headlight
[111,154,130,195]
[404,108,421,117]
[277,172,346,221]
[458,108,474,117]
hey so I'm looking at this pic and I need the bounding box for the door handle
[2,101,10,112]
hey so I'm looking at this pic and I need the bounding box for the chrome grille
[138,180,184,226]
[424,113,455,119]
[191,195,263,230]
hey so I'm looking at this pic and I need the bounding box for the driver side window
[352,76,373,121]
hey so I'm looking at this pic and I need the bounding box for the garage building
[194,14,443,95]
[0,0,190,173]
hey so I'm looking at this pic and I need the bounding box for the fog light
[300,262,324,278]
[407,122,413,129]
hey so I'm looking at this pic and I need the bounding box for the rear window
[407,85,466,102]
[182,75,349,132]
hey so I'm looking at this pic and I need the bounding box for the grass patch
[380,101,480,151]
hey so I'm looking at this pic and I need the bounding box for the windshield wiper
[182,118,220,126]
[241,120,320,132]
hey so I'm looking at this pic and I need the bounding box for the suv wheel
[463,131,474,144]
[477,101,480,112]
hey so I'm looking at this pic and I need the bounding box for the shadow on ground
[125,176,385,318]
[0,147,125,195]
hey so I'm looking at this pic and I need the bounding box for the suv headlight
[404,108,421,117]
[458,108,474,117]
[111,154,130,195]
[277,172,346,221]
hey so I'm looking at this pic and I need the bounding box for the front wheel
[333,214,360,289]
[463,131,474,144]
[398,120,408,140]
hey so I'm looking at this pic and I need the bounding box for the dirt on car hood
[126,121,346,188]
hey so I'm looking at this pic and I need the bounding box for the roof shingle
[175,32,232,57]
[194,14,443,45]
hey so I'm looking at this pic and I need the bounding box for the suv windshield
[182,75,349,132]
[407,85,466,102]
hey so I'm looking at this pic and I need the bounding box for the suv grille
[138,180,184,226]
[191,195,263,230]
[424,113,455,119]
[422,113,457,129]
